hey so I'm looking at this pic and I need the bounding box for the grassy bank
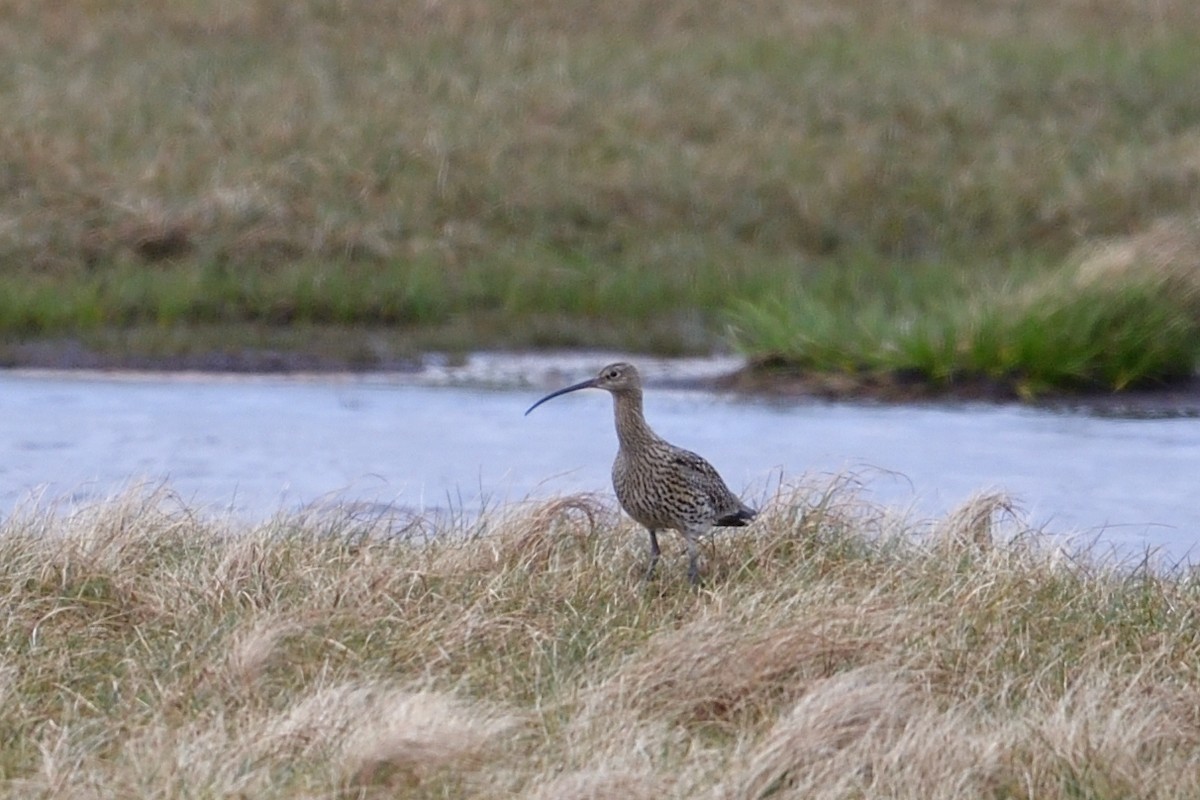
[2,1,1200,385]
[728,222,1200,397]
[2,485,1200,798]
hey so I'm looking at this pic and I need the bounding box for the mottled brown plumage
[526,362,756,584]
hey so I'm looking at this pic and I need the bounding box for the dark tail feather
[716,506,757,527]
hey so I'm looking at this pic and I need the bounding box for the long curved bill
[524,377,598,416]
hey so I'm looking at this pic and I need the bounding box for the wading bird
[525,362,756,585]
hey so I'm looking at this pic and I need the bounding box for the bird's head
[591,362,641,393]
[525,362,642,415]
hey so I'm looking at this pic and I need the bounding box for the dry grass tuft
[593,607,890,730]
[255,683,519,792]
[469,494,615,574]
[522,767,669,800]
[933,491,1020,553]
[222,615,305,690]
[3,482,1200,797]
[1073,214,1200,306]
[337,688,518,790]
[725,666,921,799]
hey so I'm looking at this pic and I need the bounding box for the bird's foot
[641,554,660,586]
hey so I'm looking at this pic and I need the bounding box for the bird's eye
[607,370,619,379]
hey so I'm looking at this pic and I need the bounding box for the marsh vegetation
[2,485,1200,798]
[2,0,1199,390]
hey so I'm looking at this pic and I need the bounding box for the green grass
[729,258,1200,397]
[2,1,1200,386]
[2,485,1200,798]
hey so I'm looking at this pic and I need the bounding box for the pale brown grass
[1072,214,1200,304]
[3,0,1200,373]
[2,0,1199,312]
[2,483,1200,798]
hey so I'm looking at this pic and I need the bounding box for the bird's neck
[612,389,657,449]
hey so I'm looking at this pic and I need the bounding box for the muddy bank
[0,337,424,374]
[718,360,1200,417]
[4,336,1199,416]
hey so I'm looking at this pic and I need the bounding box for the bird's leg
[684,525,712,587]
[685,536,701,587]
[643,529,661,582]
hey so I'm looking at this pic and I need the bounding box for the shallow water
[1,365,1197,562]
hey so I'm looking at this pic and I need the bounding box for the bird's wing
[669,447,734,496]
[669,447,755,524]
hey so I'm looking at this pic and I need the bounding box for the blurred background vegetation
[2,0,1199,392]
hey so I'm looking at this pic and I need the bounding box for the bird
[525,362,756,585]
